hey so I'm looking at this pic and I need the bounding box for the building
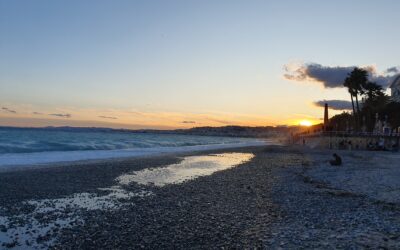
[323,103,329,131]
[390,74,400,102]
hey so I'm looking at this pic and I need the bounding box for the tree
[343,68,369,130]
[343,77,357,118]
[382,102,400,131]
[363,81,384,100]
[360,81,389,132]
[329,112,353,131]
[336,76,394,133]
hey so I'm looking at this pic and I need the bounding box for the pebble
[2,146,400,249]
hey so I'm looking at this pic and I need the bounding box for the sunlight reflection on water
[0,152,254,248]
[117,152,255,187]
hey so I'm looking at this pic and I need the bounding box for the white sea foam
[0,140,268,170]
[26,187,153,213]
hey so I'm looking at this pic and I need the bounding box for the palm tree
[350,68,368,113]
[363,81,383,100]
[344,77,356,116]
[361,81,389,131]
[343,68,369,131]
[344,74,358,130]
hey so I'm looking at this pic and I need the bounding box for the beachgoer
[329,153,342,166]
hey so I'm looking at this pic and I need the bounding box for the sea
[0,127,268,169]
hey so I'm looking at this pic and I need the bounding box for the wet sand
[1,145,400,249]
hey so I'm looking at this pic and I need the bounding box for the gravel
[1,146,400,249]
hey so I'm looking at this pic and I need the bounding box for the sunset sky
[1,0,399,129]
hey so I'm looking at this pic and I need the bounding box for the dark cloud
[284,63,353,88]
[98,116,117,120]
[313,100,353,111]
[386,67,400,74]
[2,107,17,114]
[284,62,397,88]
[373,75,397,87]
[182,121,196,124]
[49,113,71,118]
[32,112,43,115]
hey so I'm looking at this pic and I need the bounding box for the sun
[299,120,313,127]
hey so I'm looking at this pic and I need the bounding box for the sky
[1,0,399,129]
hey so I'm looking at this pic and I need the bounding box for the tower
[324,103,329,131]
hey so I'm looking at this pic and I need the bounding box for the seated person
[329,153,342,166]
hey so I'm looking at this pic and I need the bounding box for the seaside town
[2,1,400,249]
[2,69,400,249]
[296,68,400,152]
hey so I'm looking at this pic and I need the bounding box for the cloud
[182,121,196,124]
[386,67,400,74]
[49,113,71,118]
[206,117,233,125]
[2,107,17,114]
[313,100,353,111]
[284,62,398,88]
[98,116,118,120]
[32,112,43,115]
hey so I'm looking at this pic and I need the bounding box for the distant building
[390,74,400,102]
[323,103,329,131]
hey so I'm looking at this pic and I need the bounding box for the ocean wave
[0,128,253,154]
[0,141,268,168]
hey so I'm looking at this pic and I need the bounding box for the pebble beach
[1,145,400,249]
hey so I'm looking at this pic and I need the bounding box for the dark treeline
[329,68,400,132]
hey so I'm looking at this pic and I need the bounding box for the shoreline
[1,145,400,248]
[0,140,271,172]
[0,145,272,249]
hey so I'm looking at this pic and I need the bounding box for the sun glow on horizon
[299,120,313,127]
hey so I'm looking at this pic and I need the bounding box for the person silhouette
[329,153,342,166]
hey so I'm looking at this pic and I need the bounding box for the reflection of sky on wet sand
[117,153,254,187]
[0,152,254,248]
